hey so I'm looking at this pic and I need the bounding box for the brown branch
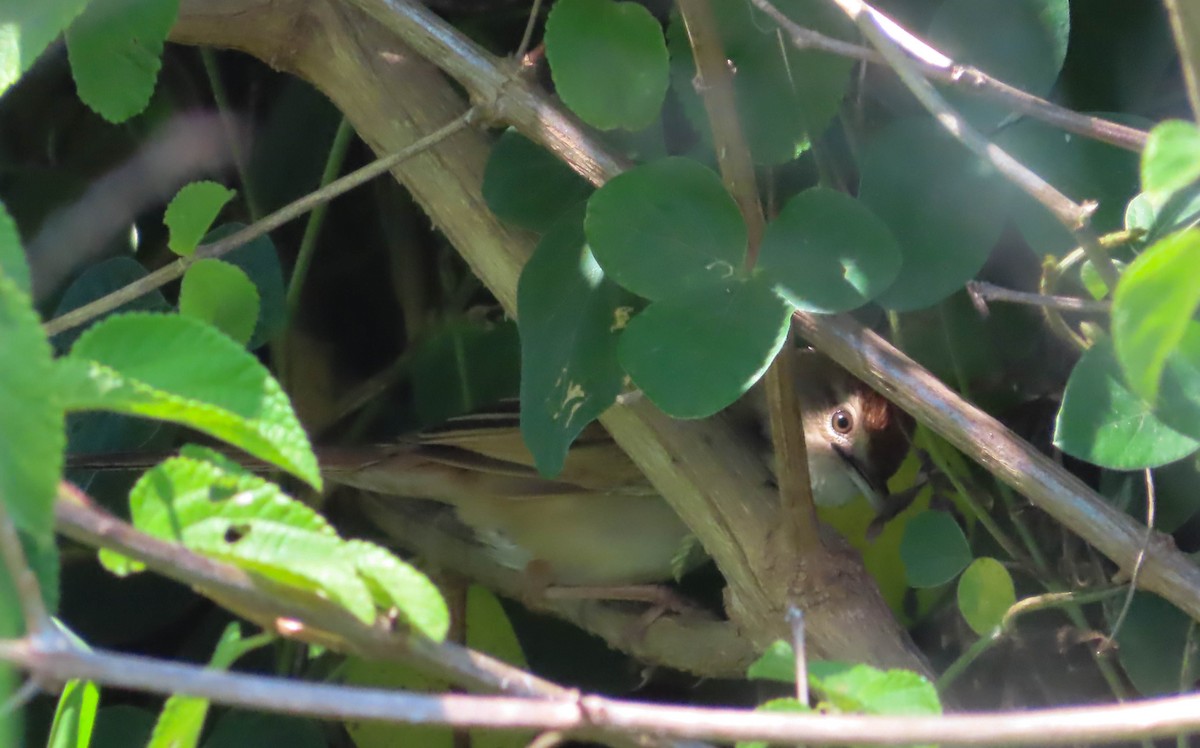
[0,498,52,637]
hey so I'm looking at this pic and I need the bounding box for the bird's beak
[832,445,887,512]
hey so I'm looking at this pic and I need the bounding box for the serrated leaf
[47,679,100,748]
[545,0,668,131]
[618,274,790,418]
[586,157,745,301]
[1143,120,1200,199]
[518,206,631,476]
[65,0,178,122]
[0,203,30,295]
[0,0,91,97]
[758,187,900,313]
[899,511,971,588]
[1055,337,1199,469]
[482,131,593,232]
[928,0,1069,129]
[179,258,260,345]
[61,313,320,488]
[860,118,1011,311]
[956,557,1016,635]
[816,663,941,717]
[165,182,237,256]
[0,270,63,541]
[1112,229,1200,402]
[345,540,449,641]
[668,0,854,165]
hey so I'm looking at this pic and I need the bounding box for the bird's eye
[830,409,854,435]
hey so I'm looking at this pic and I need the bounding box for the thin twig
[0,677,41,716]
[1103,469,1157,651]
[0,497,52,637]
[825,0,1122,293]
[787,606,809,705]
[43,111,475,337]
[748,0,1147,153]
[515,0,543,62]
[10,635,1200,745]
[966,281,1111,314]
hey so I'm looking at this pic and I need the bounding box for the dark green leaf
[51,256,171,352]
[202,712,324,748]
[519,207,631,475]
[178,258,260,345]
[927,0,1069,129]
[1112,229,1200,401]
[1055,337,1198,469]
[65,0,178,122]
[482,131,593,232]
[544,0,668,131]
[618,274,790,418]
[1156,323,1200,440]
[411,319,520,428]
[758,187,901,313]
[586,157,745,301]
[956,557,1016,635]
[860,118,1011,310]
[899,511,971,588]
[1113,593,1196,696]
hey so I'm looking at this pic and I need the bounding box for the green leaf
[1054,336,1199,469]
[860,118,1011,311]
[544,0,669,131]
[411,318,520,428]
[1112,229,1200,401]
[668,0,854,165]
[997,116,1140,257]
[1156,323,1200,441]
[47,679,100,748]
[899,511,971,588]
[1113,593,1197,697]
[586,157,745,301]
[518,206,631,475]
[482,131,593,232]
[61,313,321,488]
[1080,258,1128,301]
[345,540,450,641]
[92,706,156,748]
[618,274,791,418]
[956,557,1016,635]
[51,256,171,352]
[0,203,30,295]
[815,663,942,717]
[1142,120,1200,199]
[179,258,261,345]
[746,640,799,683]
[65,0,179,122]
[0,269,63,541]
[758,188,901,313]
[0,0,91,97]
[465,585,527,668]
[927,0,1069,129]
[208,224,287,350]
[202,712,324,748]
[165,181,237,256]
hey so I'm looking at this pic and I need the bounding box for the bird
[318,350,913,587]
[68,351,912,589]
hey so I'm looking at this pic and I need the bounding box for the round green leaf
[0,271,63,542]
[1156,322,1200,441]
[956,557,1016,635]
[1142,120,1200,199]
[758,188,900,313]
[859,118,1011,311]
[65,0,178,123]
[899,511,971,589]
[544,0,669,131]
[519,206,632,476]
[1112,593,1197,696]
[165,181,237,256]
[207,224,287,350]
[179,258,260,345]
[585,157,745,301]
[927,0,1069,129]
[482,131,593,232]
[1054,336,1199,469]
[1112,229,1200,402]
[997,117,1139,257]
[667,0,854,165]
[618,274,791,419]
